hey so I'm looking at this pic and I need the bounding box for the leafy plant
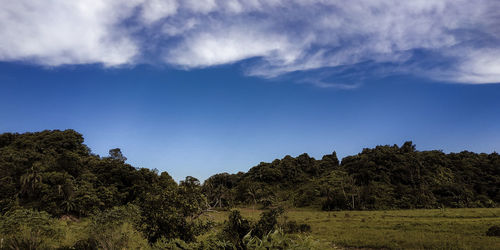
[82,205,148,250]
[252,207,284,238]
[219,210,252,249]
[0,209,63,249]
[244,229,320,250]
[283,220,311,234]
[486,225,500,237]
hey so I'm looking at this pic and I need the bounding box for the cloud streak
[1,0,499,84]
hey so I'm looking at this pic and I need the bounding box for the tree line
[0,130,210,244]
[204,141,499,210]
[0,129,498,248]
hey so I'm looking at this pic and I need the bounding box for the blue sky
[1,1,499,181]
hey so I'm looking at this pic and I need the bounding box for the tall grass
[208,208,500,249]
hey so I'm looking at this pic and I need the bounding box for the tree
[220,210,251,249]
[108,148,127,162]
[252,207,284,238]
[139,177,210,243]
[20,164,43,196]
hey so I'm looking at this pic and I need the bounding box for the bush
[0,209,64,249]
[216,208,315,250]
[152,236,235,250]
[139,182,209,243]
[151,237,191,250]
[93,222,149,250]
[252,207,284,238]
[283,221,312,233]
[72,238,99,250]
[219,210,252,249]
[80,205,149,250]
[196,236,235,250]
[486,225,500,237]
[244,229,320,249]
[321,195,349,211]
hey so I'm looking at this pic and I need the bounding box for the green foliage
[486,225,500,237]
[80,205,149,250]
[0,130,163,217]
[0,130,499,249]
[340,143,499,209]
[108,148,127,162]
[151,238,192,250]
[252,207,284,238]
[72,238,99,250]
[283,220,311,234]
[219,210,252,249]
[88,204,143,234]
[215,208,315,250]
[202,173,239,209]
[140,176,211,243]
[203,141,499,211]
[214,207,500,250]
[202,152,340,209]
[87,222,148,250]
[243,229,320,250]
[0,209,63,249]
[0,130,210,246]
[151,236,235,250]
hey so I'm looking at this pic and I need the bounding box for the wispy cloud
[1,0,499,84]
[0,0,140,66]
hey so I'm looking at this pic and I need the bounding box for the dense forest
[205,142,499,211]
[0,130,498,249]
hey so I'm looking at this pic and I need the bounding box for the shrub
[252,207,284,238]
[72,238,99,250]
[151,237,191,250]
[152,236,235,250]
[196,237,235,250]
[244,228,320,249]
[0,209,64,249]
[283,221,312,233]
[139,182,209,243]
[218,208,314,250]
[486,225,500,237]
[219,210,252,249]
[321,194,349,211]
[80,205,149,250]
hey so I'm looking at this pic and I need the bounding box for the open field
[207,207,500,249]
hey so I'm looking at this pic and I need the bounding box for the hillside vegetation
[204,142,499,210]
[0,130,499,249]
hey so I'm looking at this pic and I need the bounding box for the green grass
[3,208,497,249]
[205,207,500,249]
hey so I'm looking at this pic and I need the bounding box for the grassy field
[206,207,500,249]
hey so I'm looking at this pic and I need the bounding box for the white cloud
[0,0,499,84]
[451,49,500,84]
[183,0,217,14]
[166,28,293,67]
[0,0,143,66]
[164,20,307,69]
[141,0,178,24]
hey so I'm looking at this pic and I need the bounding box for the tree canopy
[202,142,499,210]
[0,130,208,244]
[0,129,498,247]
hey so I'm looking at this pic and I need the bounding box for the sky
[1,0,500,181]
